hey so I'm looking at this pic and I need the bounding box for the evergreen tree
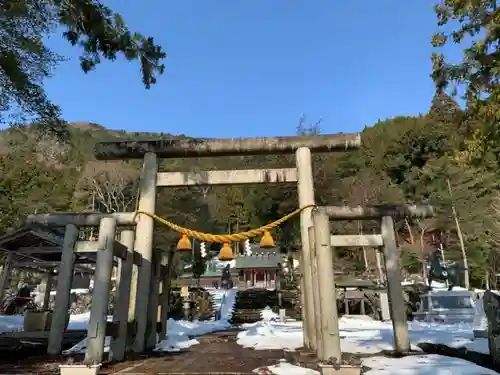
[428,91,462,125]
[1,0,166,134]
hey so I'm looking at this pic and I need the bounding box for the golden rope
[133,204,315,243]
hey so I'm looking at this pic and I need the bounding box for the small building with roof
[0,224,119,307]
[175,244,282,289]
[234,245,281,289]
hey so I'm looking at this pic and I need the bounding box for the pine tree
[429,91,462,125]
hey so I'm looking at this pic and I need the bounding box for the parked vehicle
[413,289,476,324]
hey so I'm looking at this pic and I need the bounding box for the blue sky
[41,0,461,138]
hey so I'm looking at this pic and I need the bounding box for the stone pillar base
[59,364,101,375]
[318,364,361,375]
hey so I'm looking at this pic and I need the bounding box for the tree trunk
[404,218,415,245]
[416,219,428,281]
[419,227,428,281]
[405,217,426,279]
[447,179,470,289]
[439,242,446,262]
[358,221,369,270]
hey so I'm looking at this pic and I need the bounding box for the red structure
[235,247,280,289]
[176,246,282,289]
[238,268,277,288]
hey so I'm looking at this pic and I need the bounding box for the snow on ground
[254,355,500,375]
[0,287,238,354]
[62,317,233,354]
[152,288,237,352]
[239,282,492,355]
[362,355,499,375]
[0,312,99,334]
[153,318,231,352]
[254,360,319,375]
[1,286,495,375]
[61,288,239,354]
[208,287,227,312]
[237,313,489,355]
[401,280,469,290]
[206,287,237,321]
[217,288,237,321]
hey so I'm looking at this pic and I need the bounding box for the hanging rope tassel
[133,204,315,244]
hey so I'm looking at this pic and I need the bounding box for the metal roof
[234,252,281,269]
[179,270,223,279]
[424,290,474,297]
[335,279,378,289]
[0,226,95,274]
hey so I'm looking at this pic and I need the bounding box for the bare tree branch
[75,161,139,213]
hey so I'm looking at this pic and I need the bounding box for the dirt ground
[0,330,292,375]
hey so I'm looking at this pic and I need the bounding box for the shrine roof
[200,270,223,277]
[0,225,96,274]
[0,225,64,250]
[234,253,281,269]
[335,279,378,289]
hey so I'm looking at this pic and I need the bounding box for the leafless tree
[75,161,140,213]
[7,126,68,162]
[34,132,69,162]
[446,179,470,289]
[415,218,432,280]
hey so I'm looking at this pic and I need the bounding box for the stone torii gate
[308,204,434,369]
[27,133,361,365]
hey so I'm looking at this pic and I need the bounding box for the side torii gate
[306,205,434,367]
[27,133,361,367]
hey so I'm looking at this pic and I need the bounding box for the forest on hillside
[1,97,499,289]
[2,1,500,288]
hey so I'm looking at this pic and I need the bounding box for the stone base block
[59,364,101,375]
[319,364,361,375]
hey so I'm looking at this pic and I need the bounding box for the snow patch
[237,313,489,355]
[63,289,237,354]
[363,354,498,375]
[253,354,498,375]
[254,360,319,375]
[253,355,498,375]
